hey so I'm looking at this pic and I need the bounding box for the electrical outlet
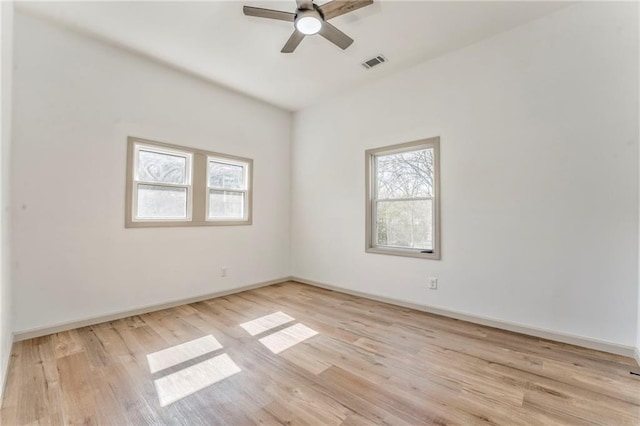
[221,267,228,278]
[428,277,438,290]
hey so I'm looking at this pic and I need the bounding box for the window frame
[206,156,250,222]
[365,137,441,260]
[126,136,253,228]
[132,143,193,223]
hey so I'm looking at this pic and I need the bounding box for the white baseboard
[634,347,640,367]
[292,276,637,359]
[13,277,292,342]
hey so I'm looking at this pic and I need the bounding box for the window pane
[209,161,245,189]
[137,185,187,219]
[376,148,433,199]
[137,149,187,184]
[375,199,433,250]
[209,190,244,219]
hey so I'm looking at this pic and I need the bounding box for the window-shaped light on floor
[146,335,223,374]
[239,311,295,336]
[154,353,241,407]
[259,323,318,354]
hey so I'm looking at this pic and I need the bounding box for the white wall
[292,2,639,347]
[12,12,292,333]
[0,0,14,395]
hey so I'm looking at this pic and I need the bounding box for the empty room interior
[0,0,639,424]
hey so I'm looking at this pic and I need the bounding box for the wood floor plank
[2,281,639,425]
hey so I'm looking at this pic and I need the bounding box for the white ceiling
[17,1,569,111]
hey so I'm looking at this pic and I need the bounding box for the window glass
[137,185,188,219]
[209,161,245,190]
[375,149,433,199]
[137,150,187,184]
[208,190,245,219]
[375,199,433,250]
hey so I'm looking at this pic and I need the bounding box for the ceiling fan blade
[243,6,295,22]
[319,0,373,20]
[318,22,353,50]
[281,30,305,53]
[296,0,314,10]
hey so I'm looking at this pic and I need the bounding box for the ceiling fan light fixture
[295,10,322,35]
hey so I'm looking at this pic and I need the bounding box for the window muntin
[207,158,249,221]
[133,145,192,221]
[126,137,253,228]
[366,138,440,259]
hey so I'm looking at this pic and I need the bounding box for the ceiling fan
[243,0,373,53]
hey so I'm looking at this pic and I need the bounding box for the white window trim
[365,137,441,260]
[125,136,253,228]
[206,156,251,222]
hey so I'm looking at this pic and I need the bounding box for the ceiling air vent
[362,55,387,69]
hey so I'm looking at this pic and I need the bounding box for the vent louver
[362,55,387,69]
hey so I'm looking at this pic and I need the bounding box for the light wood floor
[2,281,639,425]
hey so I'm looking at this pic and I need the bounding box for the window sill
[366,246,440,260]
[125,219,252,228]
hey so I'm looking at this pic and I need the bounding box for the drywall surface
[12,12,292,332]
[0,0,14,396]
[292,2,639,347]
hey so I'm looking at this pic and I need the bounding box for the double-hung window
[132,144,192,221]
[126,137,252,227]
[207,158,250,221]
[365,137,441,259]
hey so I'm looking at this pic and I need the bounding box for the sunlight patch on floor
[154,353,241,407]
[259,323,318,354]
[146,335,223,374]
[240,311,295,336]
